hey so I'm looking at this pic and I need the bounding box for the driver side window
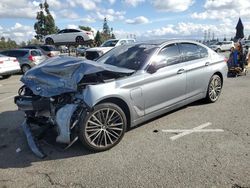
[156,44,181,66]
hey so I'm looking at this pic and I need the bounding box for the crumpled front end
[14,56,134,158]
[15,85,88,158]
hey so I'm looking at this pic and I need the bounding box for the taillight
[28,55,35,61]
[0,61,3,64]
[86,32,92,35]
[14,59,18,62]
[47,52,53,57]
[224,58,228,63]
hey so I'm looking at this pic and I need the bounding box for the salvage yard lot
[0,74,250,188]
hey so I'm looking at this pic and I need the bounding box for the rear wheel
[216,48,222,53]
[21,65,31,74]
[1,75,11,79]
[79,103,127,152]
[76,36,84,45]
[205,74,222,103]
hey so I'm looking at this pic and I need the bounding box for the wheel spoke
[91,130,102,143]
[92,114,103,125]
[109,122,123,127]
[88,129,101,138]
[86,128,101,132]
[107,110,115,123]
[106,130,119,139]
[106,130,114,144]
[88,120,102,127]
[105,108,110,124]
[108,127,123,131]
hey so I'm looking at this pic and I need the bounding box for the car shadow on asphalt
[0,110,94,169]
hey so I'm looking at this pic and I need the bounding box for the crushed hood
[21,56,134,97]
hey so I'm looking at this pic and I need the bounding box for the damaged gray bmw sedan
[15,39,227,158]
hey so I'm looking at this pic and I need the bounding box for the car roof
[133,39,206,47]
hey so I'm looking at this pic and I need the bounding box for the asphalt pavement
[0,70,250,188]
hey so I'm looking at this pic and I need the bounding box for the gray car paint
[81,40,227,127]
[21,39,227,129]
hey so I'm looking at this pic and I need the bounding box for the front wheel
[45,38,54,45]
[79,103,127,152]
[205,74,222,103]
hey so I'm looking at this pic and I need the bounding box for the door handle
[205,62,210,66]
[177,69,185,74]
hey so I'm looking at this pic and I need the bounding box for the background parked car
[0,54,20,79]
[210,41,234,52]
[76,46,89,56]
[20,45,60,57]
[85,38,136,60]
[44,29,94,45]
[0,49,47,73]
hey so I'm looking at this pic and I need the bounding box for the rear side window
[31,50,42,56]
[179,43,201,62]
[8,50,28,57]
[40,46,56,51]
[197,45,208,58]
[158,44,181,66]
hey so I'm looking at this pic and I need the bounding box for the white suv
[85,39,136,60]
[210,41,234,52]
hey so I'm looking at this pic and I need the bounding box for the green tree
[79,26,92,31]
[20,41,26,47]
[34,0,58,41]
[94,31,103,46]
[0,37,17,50]
[223,37,227,41]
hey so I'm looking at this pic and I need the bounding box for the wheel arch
[213,71,223,86]
[96,97,131,129]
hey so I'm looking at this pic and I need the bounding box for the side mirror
[147,64,157,74]
[147,59,167,74]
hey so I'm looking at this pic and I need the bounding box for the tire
[21,65,31,74]
[205,74,222,103]
[216,48,222,53]
[45,38,54,45]
[76,36,84,45]
[1,75,11,79]
[79,103,127,152]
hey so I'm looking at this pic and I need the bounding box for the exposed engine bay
[14,56,134,158]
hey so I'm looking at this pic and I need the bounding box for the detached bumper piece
[21,120,46,159]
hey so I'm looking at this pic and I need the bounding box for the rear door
[179,43,210,98]
[143,43,186,115]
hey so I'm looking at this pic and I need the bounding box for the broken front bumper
[14,94,87,158]
[21,120,46,158]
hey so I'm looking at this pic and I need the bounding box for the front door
[142,43,187,115]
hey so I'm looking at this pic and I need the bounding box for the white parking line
[162,122,224,141]
[0,95,16,103]
[0,84,2,87]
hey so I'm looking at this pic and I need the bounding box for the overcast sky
[0,0,250,43]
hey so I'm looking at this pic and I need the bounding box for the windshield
[101,40,119,47]
[96,44,158,70]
